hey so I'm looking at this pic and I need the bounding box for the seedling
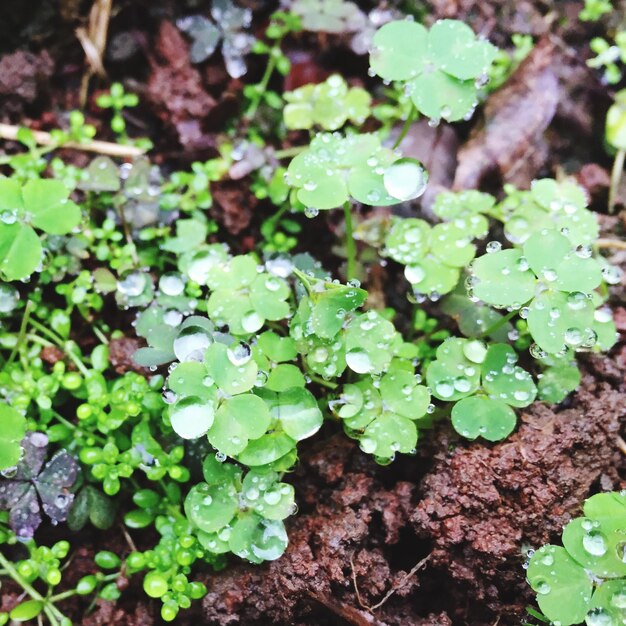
[0,178,81,281]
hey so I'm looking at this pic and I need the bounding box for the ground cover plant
[0,1,625,625]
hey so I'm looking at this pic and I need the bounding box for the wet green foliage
[0,11,621,626]
[369,19,497,121]
[283,74,372,130]
[528,491,626,626]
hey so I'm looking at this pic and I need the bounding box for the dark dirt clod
[108,337,148,375]
[147,21,217,151]
[0,50,53,118]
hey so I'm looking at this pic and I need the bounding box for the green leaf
[428,19,497,80]
[379,369,430,418]
[538,364,580,403]
[527,545,593,625]
[369,21,429,81]
[471,248,536,308]
[228,514,288,563]
[241,471,294,521]
[10,600,44,621]
[451,396,516,441]
[527,291,595,354]
[588,580,626,624]
[208,394,271,456]
[23,179,81,234]
[256,332,298,363]
[481,344,536,407]
[0,223,42,281]
[360,413,417,459]
[0,404,26,470]
[265,364,306,392]
[169,396,216,440]
[257,387,323,441]
[562,517,626,579]
[184,482,239,534]
[236,432,296,467]
[410,71,477,122]
[204,342,258,395]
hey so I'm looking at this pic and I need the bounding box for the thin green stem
[246,43,282,120]
[5,300,34,369]
[343,202,357,281]
[308,374,338,390]
[0,552,46,604]
[292,268,315,296]
[609,148,625,213]
[479,306,523,339]
[392,105,417,150]
[28,319,90,377]
[273,145,306,159]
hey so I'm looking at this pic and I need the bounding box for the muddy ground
[0,0,625,624]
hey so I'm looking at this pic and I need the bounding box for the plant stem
[479,306,523,340]
[392,105,416,150]
[246,44,281,120]
[28,319,90,377]
[292,268,314,296]
[5,300,34,369]
[609,148,625,213]
[343,202,357,281]
[273,145,306,159]
[308,374,338,390]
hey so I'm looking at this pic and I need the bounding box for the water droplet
[159,272,185,296]
[346,349,373,374]
[242,311,264,333]
[304,206,319,218]
[173,326,213,362]
[382,158,428,201]
[226,342,251,367]
[582,530,608,556]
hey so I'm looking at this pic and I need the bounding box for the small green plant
[283,74,372,131]
[580,0,612,21]
[527,491,626,626]
[369,19,497,122]
[0,178,81,281]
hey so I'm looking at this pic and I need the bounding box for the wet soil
[0,0,625,624]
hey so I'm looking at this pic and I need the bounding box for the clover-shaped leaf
[0,404,27,470]
[0,178,81,280]
[428,339,535,440]
[426,338,483,402]
[207,394,271,456]
[240,470,294,521]
[451,396,516,441]
[229,514,288,563]
[383,216,481,297]
[177,0,255,78]
[256,386,323,442]
[168,395,217,440]
[344,310,399,375]
[284,74,371,130]
[286,133,427,210]
[204,342,258,395]
[370,19,497,121]
[206,255,290,335]
[335,367,430,461]
[502,179,598,246]
[291,0,366,34]
[0,432,79,539]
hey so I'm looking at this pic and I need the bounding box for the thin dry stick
[0,123,145,158]
[78,0,113,106]
[120,524,138,552]
[617,435,626,456]
[596,238,626,251]
[351,552,432,612]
